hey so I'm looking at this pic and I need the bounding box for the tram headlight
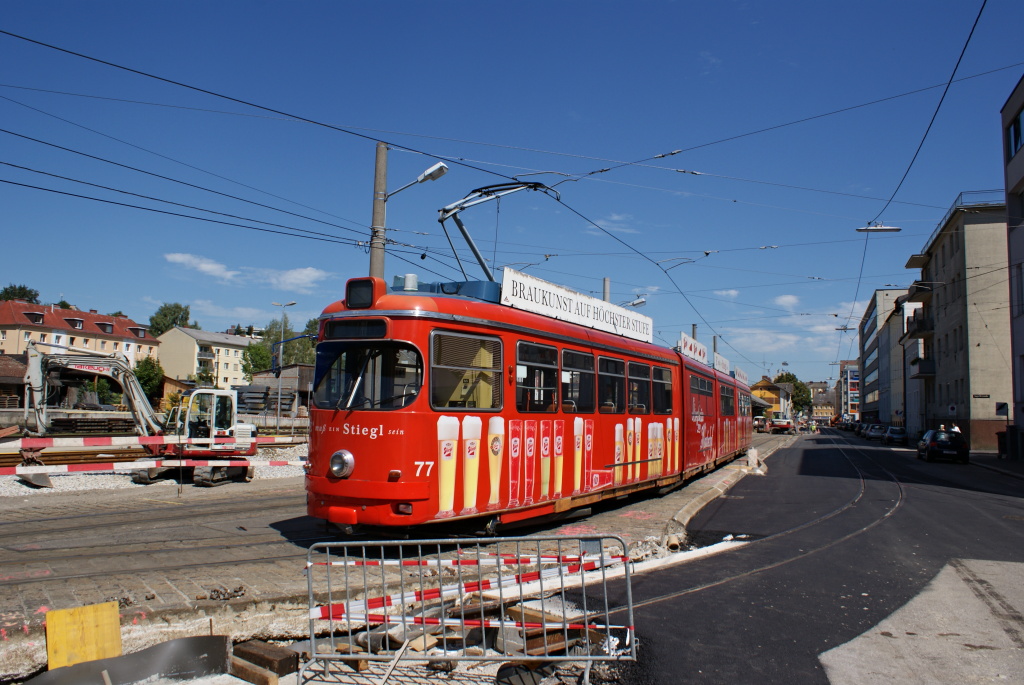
[329,450,355,478]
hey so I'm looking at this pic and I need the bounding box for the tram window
[598,357,625,413]
[652,367,672,414]
[628,363,650,414]
[738,392,751,416]
[720,385,735,417]
[690,374,713,396]
[561,350,595,414]
[430,332,502,411]
[313,341,423,411]
[517,342,558,413]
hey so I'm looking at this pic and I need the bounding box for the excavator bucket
[17,450,53,489]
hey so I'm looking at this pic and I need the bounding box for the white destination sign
[500,268,653,343]
[714,352,731,375]
[678,332,708,365]
[733,367,748,385]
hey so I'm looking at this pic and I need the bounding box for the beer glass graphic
[634,418,642,481]
[508,420,522,507]
[572,417,584,494]
[613,424,624,486]
[674,418,681,473]
[486,416,505,510]
[584,419,594,490]
[523,421,537,505]
[460,416,482,516]
[552,420,564,498]
[647,422,656,478]
[436,415,459,518]
[539,421,551,500]
[626,418,635,482]
[665,418,673,473]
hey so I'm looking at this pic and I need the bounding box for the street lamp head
[417,162,449,184]
[856,222,901,233]
[272,301,297,308]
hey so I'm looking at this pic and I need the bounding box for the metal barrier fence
[302,535,635,683]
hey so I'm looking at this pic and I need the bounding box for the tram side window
[517,342,558,412]
[598,357,625,413]
[561,350,595,413]
[628,363,650,414]
[652,367,672,414]
[690,374,713,396]
[738,392,751,416]
[430,332,502,410]
[720,385,735,417]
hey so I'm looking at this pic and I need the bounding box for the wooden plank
[46,601,122,670]
[230,655,278,685]
[233,640,298,676]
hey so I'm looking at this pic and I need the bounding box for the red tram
[305,272,752,529]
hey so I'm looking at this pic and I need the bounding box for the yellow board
[46,601,122,670]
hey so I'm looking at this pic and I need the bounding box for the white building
[157,327,254,389]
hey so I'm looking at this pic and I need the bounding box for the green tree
[149,303,193,337]
[0,284,40,303]
[108,310,125,318]
[56,299,73,310]
[241,344,272,382]
[774,371,812,414]
[133,356,165,400]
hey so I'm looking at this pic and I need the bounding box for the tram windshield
[313,341,423,411]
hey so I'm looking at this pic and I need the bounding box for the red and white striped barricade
[302,535,635,683]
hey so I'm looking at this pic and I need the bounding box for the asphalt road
[610,428,1024,684]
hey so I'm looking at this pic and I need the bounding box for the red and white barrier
[309,555,621,621]
[0,458,306,476]
[0,434,301,452]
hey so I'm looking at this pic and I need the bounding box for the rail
[302,535,635,683]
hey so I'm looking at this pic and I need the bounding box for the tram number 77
[415,461,435,477]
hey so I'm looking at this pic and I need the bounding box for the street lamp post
[369,142,448,278]
[272,301,297,434]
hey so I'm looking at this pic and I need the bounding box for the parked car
[865,424,887,440]
[753,417,768,433]
[856,423,870,437]
[916,430,970,463]
[770,417,795,434]
[881,426,908,446]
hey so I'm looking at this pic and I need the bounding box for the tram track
[620,430,909,612]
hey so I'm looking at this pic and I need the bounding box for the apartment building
[904,192,1009,450]
[837,361,859,421]
[157,327,254,389]
[0,300,158,364]
[1003,74,1024,455]
[858,289,907,424]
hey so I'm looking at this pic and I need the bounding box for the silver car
[865,424,887,440]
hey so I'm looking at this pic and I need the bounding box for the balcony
[904,309,933,339]
[909,357,936,379]
[197,350,215,360]
[906,281,934,302]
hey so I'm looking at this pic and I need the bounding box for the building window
[1,331,6,341]
[1009,107,1024,159]
[69,337,76,346]
[113,342,119,351]
[234,349,239,357]
[100,341,107,350]
[39,333,47,343]
[125,343,132,352]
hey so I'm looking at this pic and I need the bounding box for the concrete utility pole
[369,142,388,279]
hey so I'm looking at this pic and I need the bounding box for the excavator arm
[23,341,165,437]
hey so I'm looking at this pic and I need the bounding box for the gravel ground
[0,444,307,497]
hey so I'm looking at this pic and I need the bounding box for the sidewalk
[969,450,1024,480]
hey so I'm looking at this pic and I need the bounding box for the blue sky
[2,1,1021,384]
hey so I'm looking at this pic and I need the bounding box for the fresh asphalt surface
[608,428,1024,684]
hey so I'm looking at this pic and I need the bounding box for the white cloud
[595,214,641,235]
[715,289,740,298]
[257,267,332,294]
[190,299,267,322]
[700,51,722,75]
[774,294,799,309]
[164,253,239,282]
